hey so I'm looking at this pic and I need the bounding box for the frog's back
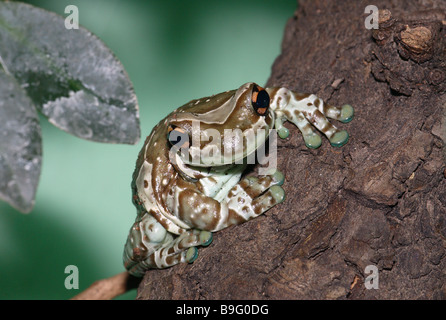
[176,90,236,114]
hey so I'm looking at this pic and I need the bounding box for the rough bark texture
[137,0,446,299]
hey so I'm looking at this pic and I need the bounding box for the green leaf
[0,1,141,213]
[0,68,42,213]
[0,1,140,144]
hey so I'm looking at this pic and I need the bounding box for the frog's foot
[338,104,354,123]
[226,173,285,223]
[303,132,322,149]
[273,90,353,148]
[329,130,349,147]
[275,115,290,139]
[299,103,352,148]
[233,183,285,219]
[281,109,323,149]
[155,230,213,268]
[320,102,354,124]
[241,169,285,196]
[252,185,285,213]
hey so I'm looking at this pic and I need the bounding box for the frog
[123,82,354,277]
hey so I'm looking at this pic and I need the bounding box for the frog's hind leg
[126,229,212,276]
[124,213,212,276]
[157,229,213,267]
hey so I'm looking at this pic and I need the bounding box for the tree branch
[70,272,140,300]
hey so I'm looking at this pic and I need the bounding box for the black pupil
[253,90,269,115]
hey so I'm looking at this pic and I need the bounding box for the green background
[0,0,296,299]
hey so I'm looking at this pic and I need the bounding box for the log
[137,0,446,299]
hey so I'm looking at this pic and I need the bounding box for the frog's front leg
[267,87,354,148]
[176,170,285,232]
[224,172,285,228]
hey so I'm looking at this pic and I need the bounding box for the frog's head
[167,82,274,167]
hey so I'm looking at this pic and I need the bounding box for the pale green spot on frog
[269,185,286,203]
[186,247,199,263]
[340,104,354,123]
[199,231,213,247]
[304,133,322,149]
[329,130,349,147]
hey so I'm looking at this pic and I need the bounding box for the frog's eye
[251,85,270,116]
[168,125,190,148]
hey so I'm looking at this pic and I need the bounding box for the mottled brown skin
[131,83,273,231]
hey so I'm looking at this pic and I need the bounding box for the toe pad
[304,133,322,149]
[339,104,354,123]
[200,231,213,247]
[330,130,349,147]
[186,247,198,263]
[269,185,285,203]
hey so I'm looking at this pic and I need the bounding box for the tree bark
[137,0,446,299]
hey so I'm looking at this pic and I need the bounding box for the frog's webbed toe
[303,132,322,149]
[271,170,285,186]
[176,231,212,264]
[314,98,354,123]
[252,185,285,213]
[274,115,290,139]
[145,229,213,270]
[225,172,285,223]
[241,170,285,198]
[199,230,213,247]
[185,246,199,263]
[339,104,354,123]
[279,109,323,149]
[297,102,352,148]
[258,168,284,186]
[269,88,353,148]
[170,230,212,265]
[329,129,349,147]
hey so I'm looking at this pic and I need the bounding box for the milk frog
[123,82,353,276]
